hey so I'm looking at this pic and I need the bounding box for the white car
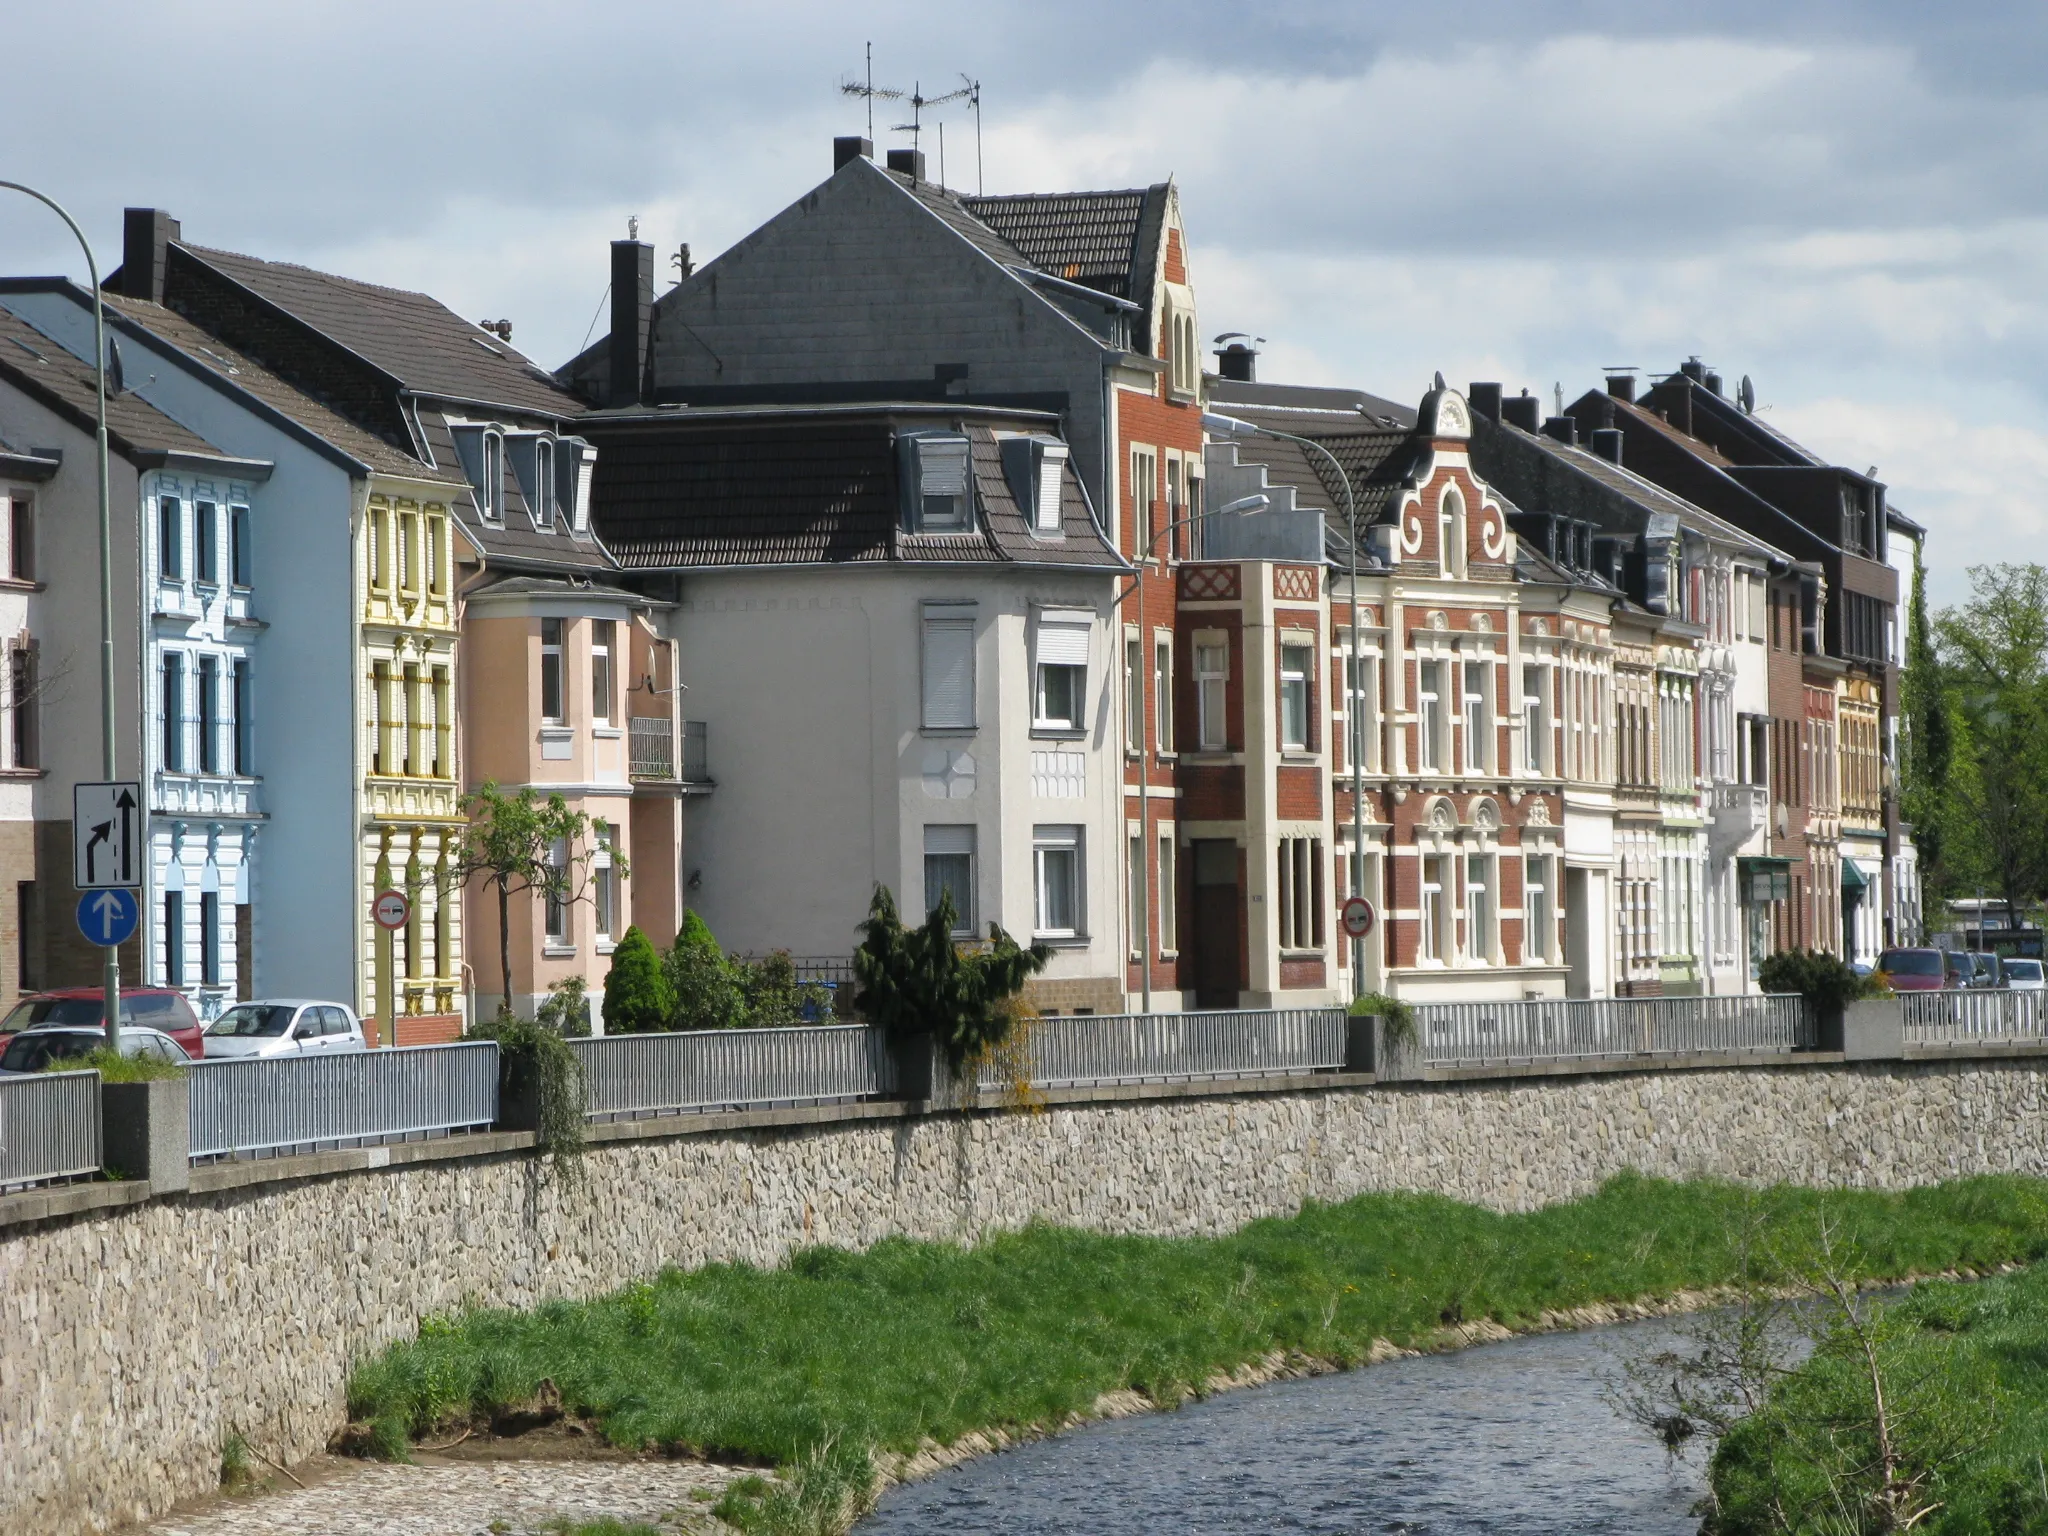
[202,1001,367,1060]
[2002,958,2045,992]
[0,1025,191,1074]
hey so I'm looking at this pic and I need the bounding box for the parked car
[2002,957,2045,992]
[0,1025,191,1074]
[0,988,203,1057]
[1874,948,1949,992]
[202,1001,366,1060]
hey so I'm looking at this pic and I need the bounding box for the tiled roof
[886,174,1031,271]
[962,187,1162,303]
[174,244,588,418]
[0,304,229,461]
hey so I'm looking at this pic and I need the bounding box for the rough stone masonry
[4,1056,2045,1535]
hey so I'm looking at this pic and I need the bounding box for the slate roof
[582,407,1123,572]
[417,409,615,574]
[0,303,231,461]
[172,243,587,419]
[464,574,650,605]
[1209,377,1417,431]
[1207,396,1421,563]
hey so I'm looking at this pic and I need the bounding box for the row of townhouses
[0,138,1919,1027]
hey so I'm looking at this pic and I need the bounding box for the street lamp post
[1203,411,1369,1000]
[0,183,121,1049]
[1119,491,1269,1013]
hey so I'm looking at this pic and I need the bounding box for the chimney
[1501,393,1541,433]
[1468,383,1503,423]
[1215,340,1257,382]
[1541,416,1577,446]
[1703,371,1723,397]
[834,135,873,171]
[1590,427,1624,466]
[1605,373,1636,403]
[1680,356,1706,383]
[119,208,180,304]
[608,237,654,408]
[885,148,926,182]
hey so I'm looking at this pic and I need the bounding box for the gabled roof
[167,243,587,419]
[1209,377,1417,431]
[0,303,232,463]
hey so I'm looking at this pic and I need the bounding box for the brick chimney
[119,208,180,303]
[834,136,873,171]
[609,237,653,408]
[885,148,926,182]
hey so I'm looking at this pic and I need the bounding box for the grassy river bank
[343,1174,2048,1533]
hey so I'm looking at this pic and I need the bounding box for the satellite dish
[105,338,126,397]
[1738,374,1755,414]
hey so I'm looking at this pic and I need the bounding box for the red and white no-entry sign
[373,889,411,930]
[1340,895,1377,939]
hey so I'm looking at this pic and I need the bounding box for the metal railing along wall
[1413,994,1815,1066]
[188,1042,499,1160]
[1902,989,2048,1045]
[573,1025,896,1121]
[0,1069,102,1190]
[982,1008,1348,1090]
[628,715,674,780]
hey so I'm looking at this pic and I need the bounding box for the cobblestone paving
[143,1458,739,1535]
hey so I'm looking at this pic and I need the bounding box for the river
[858,1316,1707,1534]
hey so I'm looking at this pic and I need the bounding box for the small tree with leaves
[664,910,746,1030]
[853,885,1049,1069]
[450,782,627,1018]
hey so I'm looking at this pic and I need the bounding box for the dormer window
[481,431,503,523]
[1000,436,1069,535]
[557,437,595,535]
[901,432,972,532]
[534,439,556,528]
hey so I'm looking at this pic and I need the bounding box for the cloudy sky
[6,1,2045,603]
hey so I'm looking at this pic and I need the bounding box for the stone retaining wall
[7,1056,2047,1534]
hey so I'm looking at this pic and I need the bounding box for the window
[233,659,252,774]
[1461,659,1490,774]
[8,643,34,770]
[904,433,971,531]
[7,495,31,580]
[924,825,975,935]
[425,513,445,596]
[534,438,556,527]
[481,432,504,522]
[1032,441,1066,532]
[1417,659,1445,772]
[1465,855,1494,962]
[197,654,218,773]
[1158,832,1178,952]
[400,664,419,776]
[1033,825,1082,937]
[1128,833,1144,959]
[196,502,218,583]
[159,497,182,579]
[591,619,615,726]
[1523,665,1545,774]
[368,506,387,592]
[161,652,184,772]
[1033,612,1089,731]
[397,512,415,593]
[367,661,384,775]
[433,667,452,778]
[540,618,565,725]
[1195,638,1228,750]
[1123,632,1143,746]
[1129,446,1159,553]
[593,822,615,941]
[1438,486,1465,577]
[162,891,183,987]
[544,838,569,945]
[200,891,219,986]
[1421,854,1450,962]
[921,605,976,730]
[1344,651,1379,772]
[1279,640,1313,750]
[1277,837,1324,951]
[1524,854,1551,962]
[1154,634,1174,754]
[16,880,33,990]
[229,506,250,587]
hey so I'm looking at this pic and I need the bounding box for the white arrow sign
[73,781,143,889]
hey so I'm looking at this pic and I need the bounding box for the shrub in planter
[465,1014,586,1164]
[1758,948,1884,1013]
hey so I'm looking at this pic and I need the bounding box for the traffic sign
[374,889,411,930]
[1340,895,1377,940]
[74,781,143,889]
[76,888,139,948]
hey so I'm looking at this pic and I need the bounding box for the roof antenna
[1553,381,1564,416]
[628,215,639,240]
[841,61,975,160]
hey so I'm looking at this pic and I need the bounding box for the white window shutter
[1035,611,1091,668]
[919,437,970,497]
[923,615,975,728]
[1035,444,1068,530]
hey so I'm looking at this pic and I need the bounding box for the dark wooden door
[1192,840,1240,1009]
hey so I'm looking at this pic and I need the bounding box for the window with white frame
[1439,486,1465,577]
[1034,610,1090,731]
[196,501,218,584]
[1417,658,1445,772]
[197,654,219,773]
[228,505,250,587]
[1343,650,1379,772]
[592,821,615,941]
[924,825,975,935]
[591,619,615,727]
[534,438,556,527]
[1158,831,1177,951]
[1033,825,1083,937]
[904,433,972,532]
[1524,852,1552,962]
[4,493,33,581]
[1195,636,1229,750]
[1153,633,1174,754]
[921,603,976,730]
[1123,631,1143,747]
[540,618,565,725]
[1523,663,1546,774]
[1127,833,1144,959]
[1129,445,1159,554]
[161,651,185,772]
[482,432,504,523]
[159,497,183,581]
[1461,658,1490,774]
[1277,837,1324,951]
[544,837,569,945]
[396,511,414,594]
[1033,441,1068,533]
[1464,854,1495,962]
[1280,639,1313,750]
[1421,853,1450,962]
[9,641,37,770]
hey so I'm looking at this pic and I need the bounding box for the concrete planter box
[102,1077,189,1192]
[891,1033,978,1109]
[1350,1013,1422,1081]
[1841,998,1906,1061]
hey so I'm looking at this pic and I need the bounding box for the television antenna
[841,48,983,190]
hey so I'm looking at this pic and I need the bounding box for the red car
[1874,948,1950,993]
[0,988,205,1058]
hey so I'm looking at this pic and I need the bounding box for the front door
[1565,867,1592,999]
[1192,839,1241,1010]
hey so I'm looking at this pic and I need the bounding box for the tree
[1899,535,1952,898]
[664,910,746,1030]
[852,885,1048,1068]
[450,783,627,1017]
[534,975,593,1036]
[601,926,671,1034]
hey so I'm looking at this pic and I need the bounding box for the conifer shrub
[600,928,671,1034]
[664,911,746,1031]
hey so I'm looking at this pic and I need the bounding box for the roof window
[900,432,973,533]
[448,423,506,523]
[1000,436,1069,536]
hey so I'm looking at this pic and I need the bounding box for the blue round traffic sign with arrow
[76,888,140,948]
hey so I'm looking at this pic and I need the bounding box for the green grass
[49,1046,186,1082]
[1709,1262,2048,1534]
[347,1174,2048,1484]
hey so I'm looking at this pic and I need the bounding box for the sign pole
[377,922,394,1049]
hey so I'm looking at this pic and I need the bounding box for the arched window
[1439,486,1466,577]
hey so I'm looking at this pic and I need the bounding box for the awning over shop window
[1738,856,1794,905]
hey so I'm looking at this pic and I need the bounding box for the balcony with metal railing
[631,717,713,789]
